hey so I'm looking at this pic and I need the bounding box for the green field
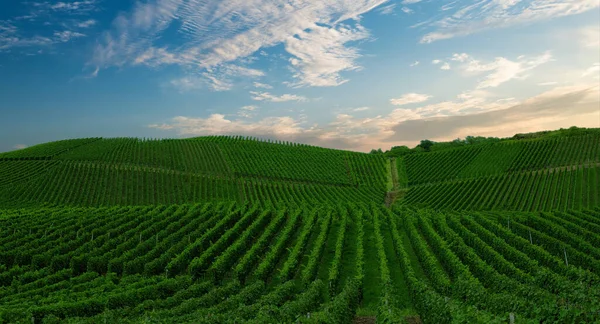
[1,131,599,323]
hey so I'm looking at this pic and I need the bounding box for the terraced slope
[0,138,100,160]
[403,133,600,185]
[1,130,600,323]
[0,137,387,208]
[400,132,600,211]
[0,204,599,323]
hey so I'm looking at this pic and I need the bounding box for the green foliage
[383,145,412,158]
[0,204,599,323]
[1,129,600,323]
[0,136,388,208]
[0,138,100,160]
[417,139,435,152]
[405,166,600,211]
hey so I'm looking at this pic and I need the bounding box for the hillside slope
[2,131,599,211]
[1,129,600,323]
[0,137,387,208]
[398,131,600,211]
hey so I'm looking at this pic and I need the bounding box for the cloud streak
[250,91,308,102]
[92,0,389,88]
[0,1,97,51]
[168,64,265,92]
[420,0,599,43]
[54,31,86,42]
[453,51,553,89]
[49,1,97,12]
[149,114,309,137]
[253,82,273,89]
[582,63,600,79]
[76,20,97,28]
[377,4,396,15]
[237,105,258,118]
[390,93,431,106]
[386,84,600,142]
[150,83,600,152]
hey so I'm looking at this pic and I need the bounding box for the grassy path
[385,158,406,206]
[390,158,399,191]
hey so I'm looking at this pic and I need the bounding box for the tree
[418,139,434,152]
[384,146,412,158]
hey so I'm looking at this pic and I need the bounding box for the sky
[0,0,599,153]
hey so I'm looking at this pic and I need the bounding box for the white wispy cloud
[237,105,258,118]
[432,59,451,69]
[253,82,273,89]
[377,4,396,15]
[76,20,97,28]
[420,0,599,43]
[15,0,99,22]
[0,22,17,34]
[454,51,554,89]
[50,1,97,12]
[13,144,28,150]
[580,25,600,48]
[1,29,86,50]
[147,123,175,130]
[202,74,234,91]
[0,35,53,50]
[582,63,600,79]
[0,0,97,51]
[149,83,600,152]
[390,93,431,106]
[250,91,308,102]
[92,0,389,88]
[0,22,50,50]
[352,107,371,111]
[451,53,469,62]
[408,89,515,118]
[285,23,370,87]
[149,114,308,137]
[410,61,419,67]
[538,81,558,86]
[83,66,100,79]
[223,65,264,78]
[170,77,208,92]
[168,64,264,92]
[54,31,86,42]
[170,75,233,92]
[401,7,414,14]
[440,1,458,11]
[385,83,600,145]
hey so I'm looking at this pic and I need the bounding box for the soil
[352,315,422,324]
[353,316,376,324]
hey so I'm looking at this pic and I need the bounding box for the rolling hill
[0,130,599,323]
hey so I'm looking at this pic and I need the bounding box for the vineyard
[0,130,599,323]
[0,204,599,323]
[0,137,387,209]
[405,165,600,211]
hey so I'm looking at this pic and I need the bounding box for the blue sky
[1,0,599,152]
